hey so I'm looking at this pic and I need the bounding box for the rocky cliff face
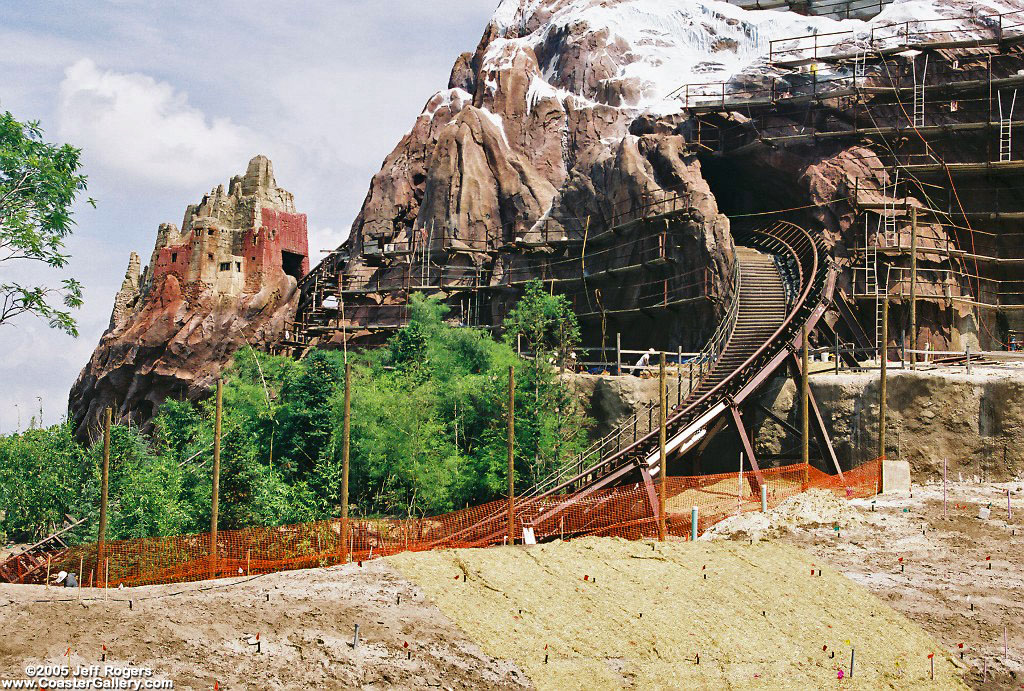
[69,156,309,440]
[326,0,1024,355]
[331,0,860,349]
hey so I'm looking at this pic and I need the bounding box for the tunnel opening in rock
[698,154,806,219]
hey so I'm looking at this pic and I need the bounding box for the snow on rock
[421,88,472,118]
[488,0,865,113]
[483,0,1024,116]
[703,489,864,541]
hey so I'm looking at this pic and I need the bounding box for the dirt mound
[389,536,966,689]
[704,489,863,541]
[0,560,525,690]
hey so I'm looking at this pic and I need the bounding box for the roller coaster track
[518,221,839,525]
[427,219,840,547]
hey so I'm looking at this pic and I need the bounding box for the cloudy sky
[0,1,497,433]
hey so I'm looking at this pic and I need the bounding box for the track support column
[729,404,763,495]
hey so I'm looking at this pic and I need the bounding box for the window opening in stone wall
[219,262,230,272]
[282,250,304,280]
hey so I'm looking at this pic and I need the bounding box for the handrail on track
[423,220,835,548]
[523,221,832,501]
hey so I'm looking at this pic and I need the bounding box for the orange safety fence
[10,459,881,588]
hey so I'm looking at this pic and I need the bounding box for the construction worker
[53,570,78,588]
[633,348,656,375]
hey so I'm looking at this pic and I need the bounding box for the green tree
[0,112,93,335]
[0,423,95,544]
[502,279,581,369]
[277,349,341,478]
[0,290,591,544]
[88,425,187,540]
[501,280,586,488]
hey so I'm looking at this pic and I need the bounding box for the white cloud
[57,58,259,189]
[307,224,351,263]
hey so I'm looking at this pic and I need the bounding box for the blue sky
[0,0,497,433]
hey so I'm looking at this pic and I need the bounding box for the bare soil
[4,485,1013,689]
[776,482,1024,690]
[0,559,527,690]
[390,537,966,689]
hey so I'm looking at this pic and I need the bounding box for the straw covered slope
[389,537,968,689]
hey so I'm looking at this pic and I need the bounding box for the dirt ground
[773,481,1024,690]
[0,559,526,690]
[3,484,1016,689]
[390,537,966,689]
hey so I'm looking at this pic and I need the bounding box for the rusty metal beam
[807,384,845,483]
[787,352,845,482]
[639,466,660,519]
[729,404,764,494]
[526,461,639,530]
[754,399,816,444]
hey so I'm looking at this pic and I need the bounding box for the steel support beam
[729,404,764,494]
[526,461,638,529]
[754,400,817,444]
[639,466,660,519]
[787,352,845,482]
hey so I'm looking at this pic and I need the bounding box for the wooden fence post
[341,362,351,562]
[507,366,516,544]
[98,407,111,584]
[801,326,810,488]
[659,353,667,541]
[880,297,889,462]
[210,379,222,579]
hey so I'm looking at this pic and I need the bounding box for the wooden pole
[341,362,351,563]
[909,207,918,369]
[801,325,810,487]
[880,297,889,461]
[210,378,223,578]
[658,353,667,541]
[507,366,516,544]
[677,346,683,406]
[78,557,83,601]
[98,407,111,579]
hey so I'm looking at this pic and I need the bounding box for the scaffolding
[675,12,1024,352]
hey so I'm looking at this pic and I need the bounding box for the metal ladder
[864,217,884,354]
[999,89,1017,162]
[853,50,867,82]
[882,168,899,246]
[912,54,928,128]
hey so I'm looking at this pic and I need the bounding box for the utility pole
[341,362,351,562]
[507,366,515,544]
[659,353,667,541]
[801,325,810,488]
[98,407,111,584]
[880,297,889,461]
[210,379,223,578]
[910,207,918,369]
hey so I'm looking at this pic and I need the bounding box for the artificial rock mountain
[69,156,308,440]
[71,0,1024,435]
[300,0,840,351]
[317,0,1022,356]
